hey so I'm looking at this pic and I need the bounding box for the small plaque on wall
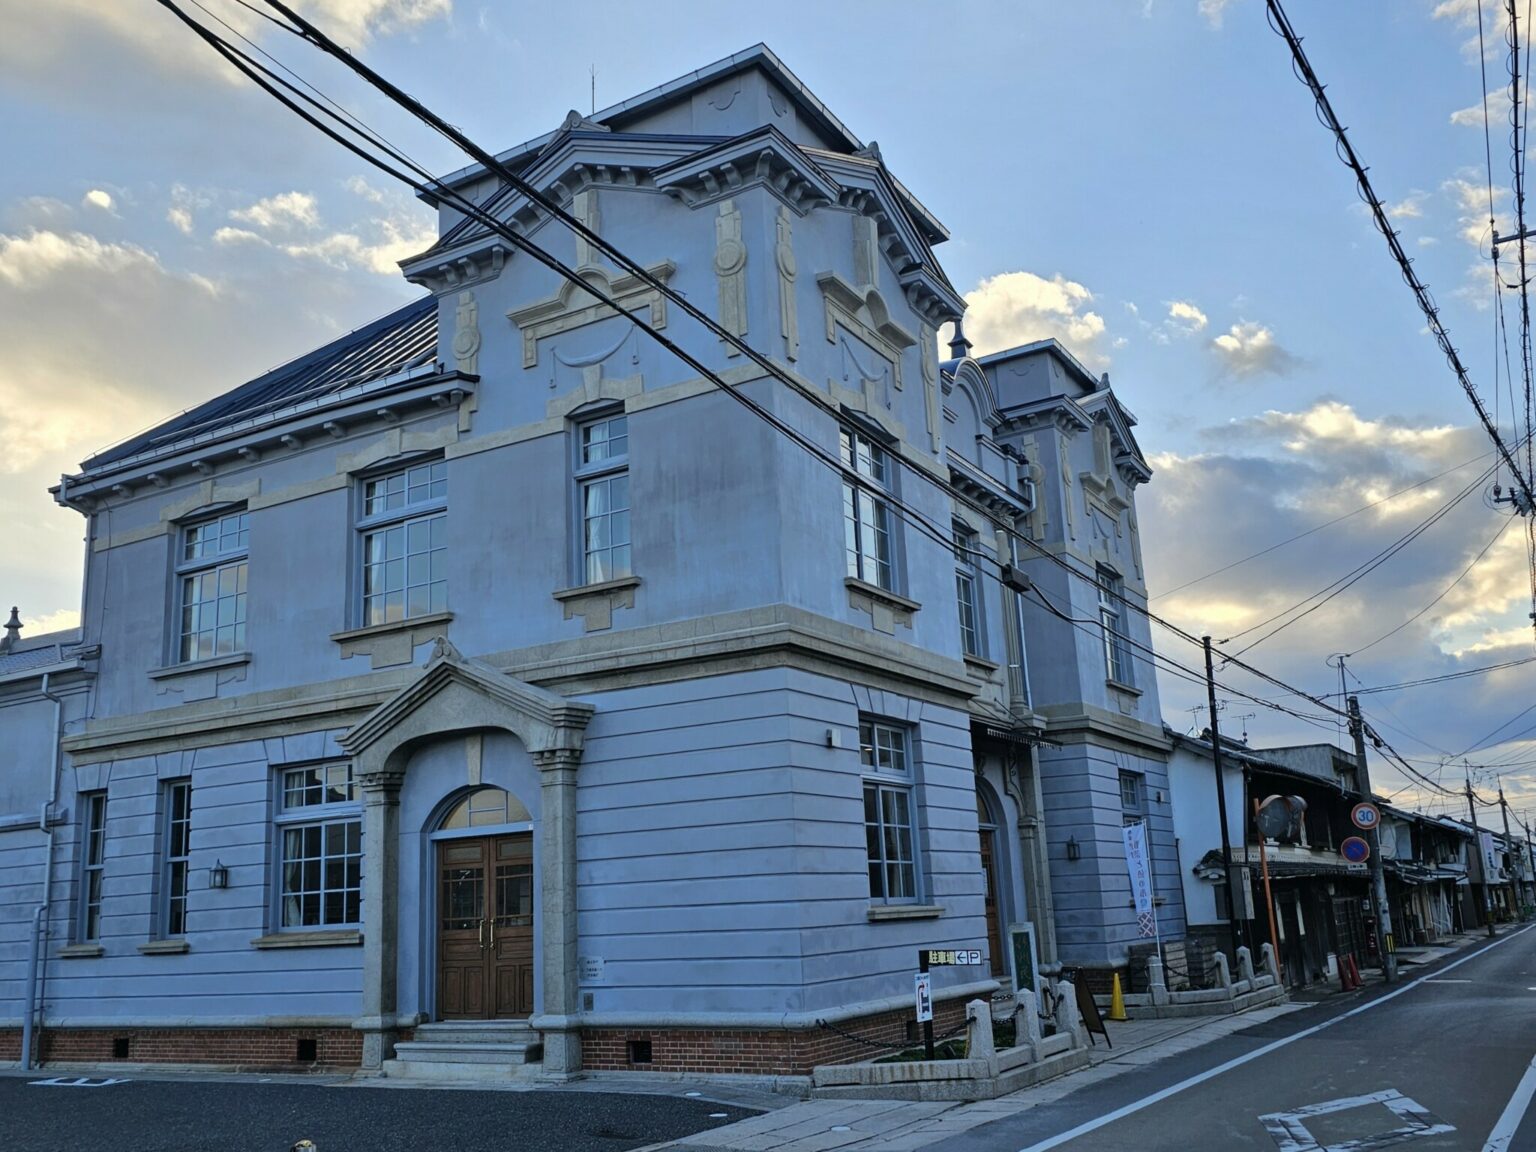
[1008,922,1040,1000]
[578,956,605,982]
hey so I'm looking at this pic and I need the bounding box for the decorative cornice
[652,125,839,215]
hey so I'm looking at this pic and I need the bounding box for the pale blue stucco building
[0,45,1182,1078]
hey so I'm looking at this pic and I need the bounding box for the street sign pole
[1347,696,1397,982]
[919,951,933,1060]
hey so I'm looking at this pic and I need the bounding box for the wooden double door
[437,834,534,1019]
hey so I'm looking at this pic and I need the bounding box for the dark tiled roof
[84,296,439,470]
[0,636,79,677]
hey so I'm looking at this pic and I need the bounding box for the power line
[1265,0,1536,516]
[1347,512,1518,656]
[1343,653,1536,695]
[1148,450,1494,603]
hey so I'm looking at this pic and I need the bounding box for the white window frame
[861,719,920,904]
[573,411,632,586]
[356,459,447,628]
[1097,565,1133,687]
[842,428,896,591]
[175,509,250,663]
[78,791,107,942]
[1120,770,1145,827]
[159,779,192,938]
[273,764,363,931]
[954,522,982,658]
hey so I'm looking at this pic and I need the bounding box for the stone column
[532,748,581,1076]
[355,770,403,1070]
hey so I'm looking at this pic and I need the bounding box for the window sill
[963,654,1001,676]
[147,652,251,680]
[138,939,190,955]
[551,574,642,601]
[330,612,453,645]
[867,903,943,922]
[251,930,363,950]
[844,577,921,614]
[1106,679,1143,698]
[59,943,104,959]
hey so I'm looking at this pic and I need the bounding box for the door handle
[478,918,487,950]
[489,918,496,949]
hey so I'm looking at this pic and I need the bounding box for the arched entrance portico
[339,639,594,1073]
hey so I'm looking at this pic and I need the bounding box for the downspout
[21,671,65,1070]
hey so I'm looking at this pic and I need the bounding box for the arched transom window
[441,787,530,830]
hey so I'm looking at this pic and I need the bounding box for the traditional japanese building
[0,45,1181,1078]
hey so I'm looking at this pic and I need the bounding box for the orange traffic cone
[1108,972,1128,1021]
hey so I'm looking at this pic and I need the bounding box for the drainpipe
[21,670,65,1070]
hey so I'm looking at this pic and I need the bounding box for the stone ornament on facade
[451,290,481,377]
[921,324,941,453]
[714,199,748,355]
[775,205,798,361]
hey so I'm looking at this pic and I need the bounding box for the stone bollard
[1148,954,1170,1007]
[966,999,998,1077]
[1213,950,1233,996]
[1016,988,1043,1061]
[1261,942,1281,985]
[1055,979,1086,1048]
[1237,945,1256,992]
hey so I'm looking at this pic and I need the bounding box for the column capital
[532,748,582,773]
[357,769,406,794]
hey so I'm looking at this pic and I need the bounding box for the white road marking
[1260,1088,1454,1151]
[1482,1053,1536,1151]
[28,1077,130,1088]
[1424,978,1473,983]
[1015,926,1532,1152]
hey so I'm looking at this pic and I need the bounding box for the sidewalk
[638,1002,1307,1152]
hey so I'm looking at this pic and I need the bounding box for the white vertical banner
[1123,821,1159,940]
[1480,832,1499,882]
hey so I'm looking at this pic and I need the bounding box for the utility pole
[1525,810,1535,914]
[1347,695,1397,982]
[1499,782,1520,915]
[1466,770,1496,938]
[1204,636,1244,963]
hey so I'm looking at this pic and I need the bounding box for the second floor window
[160,780,191,937]
[1098,565,1133,686]
[954,523,981,657]
[576,413,631,585]
[79,791,107,942]
[1120,770,1144,827]
[842,429,894,590]
[360,460,446,626]
[178,510,249,662]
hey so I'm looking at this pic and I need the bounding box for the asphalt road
[930,925,1536,1151]
[0,1075,758,1152]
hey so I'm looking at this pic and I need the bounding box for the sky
[4,0,1536,820]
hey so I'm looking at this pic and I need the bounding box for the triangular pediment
[340,638,594,767]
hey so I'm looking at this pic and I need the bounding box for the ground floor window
[276,764,362,929]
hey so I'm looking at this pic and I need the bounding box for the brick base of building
[0,1027,362,1070]
[582,996,971,1076]
[2,998,971,1077]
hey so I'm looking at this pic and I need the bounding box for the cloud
[82,189,114,212]
[1199,0,1236,29]
[213,226,266,246]
[1140,400,1536,790]
[1209,321,1300,378]
[230,190,321,232]
[1167,299,1208,334]
[1385,191,1428,220]
[949,270,1110,368]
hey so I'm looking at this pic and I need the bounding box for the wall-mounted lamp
[1066,836,1081,862]
[209,860,229,889]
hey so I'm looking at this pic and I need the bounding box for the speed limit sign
[1351,802,1380,831]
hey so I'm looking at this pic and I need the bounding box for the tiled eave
[55,365,474,510]
[949,457,1030,519]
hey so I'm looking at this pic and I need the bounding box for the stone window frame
[1097,564,1134,688]
[78,791,108,943]
[271,762,363,932]
[841,426,901,593]
[158,779,192,939]
[174,507,250,665]
[571,408,632,588]
[355,457,448,629]
[860,718,924,905]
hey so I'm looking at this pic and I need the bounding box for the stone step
[412,1022,537,1046]
[391,1040,543,1065]
[380,1057,546,1083]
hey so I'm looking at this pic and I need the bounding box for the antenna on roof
[590,65,597,115]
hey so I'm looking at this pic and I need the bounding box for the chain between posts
[813,1015,969,1052]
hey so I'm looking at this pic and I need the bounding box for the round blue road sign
[1341,836,1370,864]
